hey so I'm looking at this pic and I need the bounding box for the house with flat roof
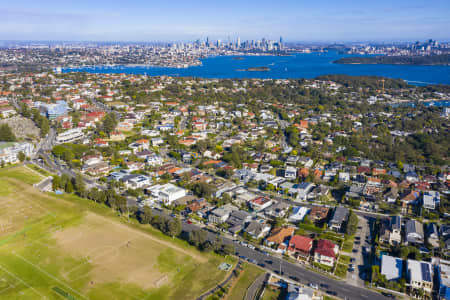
[288,206,310,224]
[407,259,433,293]
[423,191,440,210]
[208,204,238,224]
[381,255,403,281]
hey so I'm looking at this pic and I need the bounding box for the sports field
[0,165,235,300]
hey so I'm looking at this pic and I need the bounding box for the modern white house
[55,128,84,144]
[0,142,34,164]
[148,183,186,205]
[407,259,433,293]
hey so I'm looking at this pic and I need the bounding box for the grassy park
[0,165,235,300]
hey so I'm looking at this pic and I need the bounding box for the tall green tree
[0,124,16,142]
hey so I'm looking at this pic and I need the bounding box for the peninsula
[334,54,450,65]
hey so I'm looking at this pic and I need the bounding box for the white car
[309,283,318,289]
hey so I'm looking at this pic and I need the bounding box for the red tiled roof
[315,239,337,258]
[288,235,313,253]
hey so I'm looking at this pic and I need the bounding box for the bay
[63,51,450,85]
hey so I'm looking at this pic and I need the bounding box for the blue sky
[1,0,449,42]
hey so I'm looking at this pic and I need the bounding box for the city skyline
[1,0,450,42]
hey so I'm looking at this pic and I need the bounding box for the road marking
[0,264,48,299]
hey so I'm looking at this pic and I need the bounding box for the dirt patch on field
[52,212,205,290]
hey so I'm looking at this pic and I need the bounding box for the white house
[285,166,297,179]
[0,142,34,164]
[407,260,433,293]
[148,183,186,205]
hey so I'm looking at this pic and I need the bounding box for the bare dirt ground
[52,212,206,290]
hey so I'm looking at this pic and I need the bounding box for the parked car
[309,283,318,289]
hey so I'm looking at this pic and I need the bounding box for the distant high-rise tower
[206,37,210,47]
[237,37,241,49]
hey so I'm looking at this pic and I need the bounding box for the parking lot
[347,216,371,287]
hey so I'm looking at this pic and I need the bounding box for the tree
[0,124,16,142]
[138,206,153,224]
[221,243,235,256]
[102,113,118,136]
[65,180,74,193]
[166,218,182,237]
[73,173,85,195]
[18,152,26,162]
[188,229,207,248]
[52,175,61,191]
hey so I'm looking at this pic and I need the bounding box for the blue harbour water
[63,51,450,86]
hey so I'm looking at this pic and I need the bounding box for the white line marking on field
[0,264,48,299]
[13,252,89,300]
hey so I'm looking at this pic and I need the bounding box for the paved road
[244,273,267,300]
[148,209,390,300]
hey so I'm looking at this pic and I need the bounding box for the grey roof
[330,206,349,224]
[391,216,401,231]
[245,221,267,236]
[227,210,252,227]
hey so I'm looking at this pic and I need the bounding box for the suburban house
[263,201,290,218]
[244,220,271,239]
[381,255,403,281]
[148,183,186,205]
[314,239,339,267]
[265,227,295,246]
[405,219,424,245]
[328,206,349,232]
[308,206,329,223]
[0,142,34,164]
[288,206,310,224]
[423,191,440,210]
[389,216,402,246]
[407,260,433,293]
[284,166,297,179]
[287,235,313,259]
[426,223,440,248]
[121,174,151,189]
[227,210,252,234]
[208,204,238,224]
[249,196,273,212]
[294,182,315,201]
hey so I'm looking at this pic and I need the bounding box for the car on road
[326,291,337,296]
[354,241,360,245]
[320,283,329,288]
[352,249,358,253]
[382,292,396,298]
[289,276,298,281]
[308,283,318,289]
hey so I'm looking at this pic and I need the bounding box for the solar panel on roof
[421,262,432,282]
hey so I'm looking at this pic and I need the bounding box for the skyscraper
[237,37,241,49]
